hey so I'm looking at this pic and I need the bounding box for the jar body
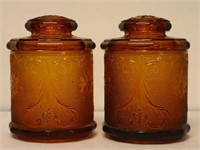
[10,50,96,142]
[103,50,190,143]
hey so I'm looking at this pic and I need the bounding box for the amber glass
[7,15,96,142]
[101,15,190,144]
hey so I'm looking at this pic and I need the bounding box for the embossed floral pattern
[11,52,92,129]
[172,71,187,97]
[11,72,20,97]
[105,52,187,130]
[79,71,93,97]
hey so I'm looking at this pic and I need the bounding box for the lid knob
[25,15,77,36]
[119,15,171,37]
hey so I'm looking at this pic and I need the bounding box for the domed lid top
[25,15,77,36]
[119,15,171,37]
[101,15,190,51]
[7,15,95,51]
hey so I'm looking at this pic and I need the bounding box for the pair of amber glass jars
[7,15,190,143]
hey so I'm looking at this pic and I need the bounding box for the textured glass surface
[105,51,188,130]
[11,51,93,129]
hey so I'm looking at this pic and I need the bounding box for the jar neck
[124,31,166,38]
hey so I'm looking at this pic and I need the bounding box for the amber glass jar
[101,15,190,144]
[7,15,96,142]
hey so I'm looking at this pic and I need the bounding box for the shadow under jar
[7,15,96,142]
[101,15,190,144]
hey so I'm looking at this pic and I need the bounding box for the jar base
[103,122,190,144]
[10,121,97,143]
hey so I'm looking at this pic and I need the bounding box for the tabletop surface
[0,111,199,150]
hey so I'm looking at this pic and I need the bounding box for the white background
[0,0,199,111]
